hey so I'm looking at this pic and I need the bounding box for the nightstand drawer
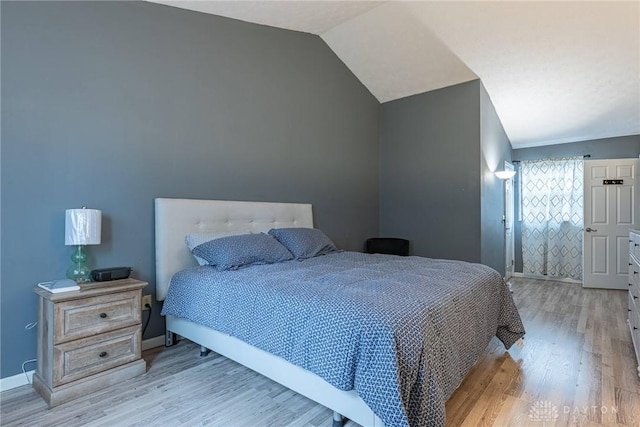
[54,290,141,343]
[53,325,141,386]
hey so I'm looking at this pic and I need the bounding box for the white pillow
[186,230,251,265]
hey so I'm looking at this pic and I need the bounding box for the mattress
[161,252,525,427]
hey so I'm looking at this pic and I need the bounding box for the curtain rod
[512,154,591,163]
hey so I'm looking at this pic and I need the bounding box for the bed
[155,198,525,427]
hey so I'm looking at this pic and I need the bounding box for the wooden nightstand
[32,278,148,407]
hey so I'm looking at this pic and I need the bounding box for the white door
[504,162,515,280]
[583,159,639,289]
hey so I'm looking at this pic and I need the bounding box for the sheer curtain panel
[521,157,584,280]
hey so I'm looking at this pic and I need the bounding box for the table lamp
[65,208,102,283]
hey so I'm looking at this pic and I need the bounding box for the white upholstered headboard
[154,198,313,301]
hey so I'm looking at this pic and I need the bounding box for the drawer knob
[99,313,108,319]
[99,351,108,358]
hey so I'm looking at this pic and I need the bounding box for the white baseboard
[512,272,582,284]
[0,370,34,393]
[0,335,166,393]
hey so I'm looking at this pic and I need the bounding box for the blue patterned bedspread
[161,252,525,427]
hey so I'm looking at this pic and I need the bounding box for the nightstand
[32,278,148,407]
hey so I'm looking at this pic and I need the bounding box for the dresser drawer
[630,260,640,288]
[53,325,141,386]
[631,302,640,342]
[630,280,640,304]
[54,290,141,343]
[631,232,640,262]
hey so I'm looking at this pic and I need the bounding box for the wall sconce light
[65,207,102,283]
[495,170,516,180]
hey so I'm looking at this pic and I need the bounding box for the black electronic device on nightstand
[91,267,132,282]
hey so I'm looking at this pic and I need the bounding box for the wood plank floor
[1,277,638,426]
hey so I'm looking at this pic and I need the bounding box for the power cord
[25,322,37,330]
[22,359,36,384]
[21,322,39,384]
[142,303,152,337]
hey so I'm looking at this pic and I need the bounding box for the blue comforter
[161,252,525,426]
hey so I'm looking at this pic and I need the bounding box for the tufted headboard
[154,198,313,301]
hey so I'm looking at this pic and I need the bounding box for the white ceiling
[149,1,640,149]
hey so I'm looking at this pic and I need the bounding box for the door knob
[585,227,598,232]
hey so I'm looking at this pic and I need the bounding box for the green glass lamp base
[66,245,92,283]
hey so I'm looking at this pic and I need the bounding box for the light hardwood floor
[1,278,638,426]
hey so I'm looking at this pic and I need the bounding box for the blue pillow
[185,230,251,266]
[192,233,293,271]
[268,228,339,260]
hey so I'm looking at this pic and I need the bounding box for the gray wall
[1,1,380,378]
[379,80,512,275]
[512,134,640,271]
[480,84,512,276]
[379,80,483,262]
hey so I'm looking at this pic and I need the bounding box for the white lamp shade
[495,170,516,180]
[65,209,102,245]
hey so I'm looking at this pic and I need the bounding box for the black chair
[365,238,410,256]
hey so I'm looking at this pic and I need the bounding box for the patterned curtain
[521,157,584,280]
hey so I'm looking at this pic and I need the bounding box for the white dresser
[629,229,640,377]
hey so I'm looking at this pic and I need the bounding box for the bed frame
[154,198,384,427]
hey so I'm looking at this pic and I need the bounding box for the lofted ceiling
[148,1,640,149]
